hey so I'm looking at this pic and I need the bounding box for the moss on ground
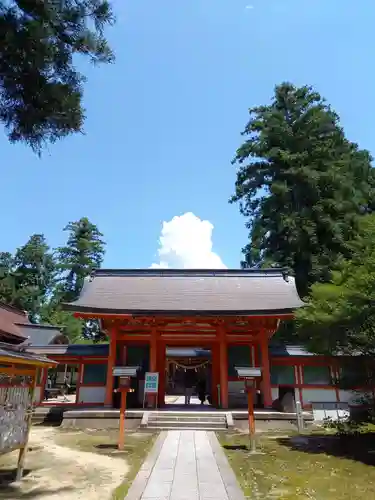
[219,430,375,499]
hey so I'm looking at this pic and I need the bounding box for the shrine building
[61,268,303,409]
[3,268,368,412]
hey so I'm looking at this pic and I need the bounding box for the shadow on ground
[223,444,248,451]
[278,433,375,466]
[0,468,74,499]
[96,444,119,450]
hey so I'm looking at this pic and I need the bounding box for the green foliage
[56,217,105,303]
[231,82,374,299]
[0,217,106,342]
[0,0,114,152]
[40,302,84,343]
[0,234,55,321]
[296,214,375,355]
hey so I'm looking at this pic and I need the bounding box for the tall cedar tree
[54,217,105,340]
[231,83,374,299]
[0,235,56,321]
[57,217,105,303]
[0,0,114,153]
[296,214,375,356]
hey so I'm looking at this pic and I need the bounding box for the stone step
[148,415,226,422]
[147,425,227,431]
[147,419,226,428]
[144,410,229,430]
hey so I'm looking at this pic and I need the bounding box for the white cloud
[245,5,254,9]
[151,212,227,269]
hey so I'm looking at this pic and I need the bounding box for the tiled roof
[64,268,304,315]
[15,323,64,346]
[0,342,57,366]
[0,302,29,340]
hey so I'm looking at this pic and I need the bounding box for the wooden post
[16,369,38,481]
[118,389,128,451]
[260,332,272,408]
[158,342,166,407]
[105,327,117,407]
[219,324,229,409]
[247,387,256,453]
[148,327,157,408]
[40,367,48,403]
[211,343,220,407]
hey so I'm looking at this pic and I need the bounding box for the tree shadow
[278,433,375,466]
[0,469,31,485]
[223,444,248,451]
[95,443,118,450]
[0,469,74,499]
[0,485,74,499]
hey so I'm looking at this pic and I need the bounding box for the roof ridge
[92,268,288,278]
[0,301,28,317]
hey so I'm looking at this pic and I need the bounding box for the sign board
[113,366,139,377]
[235,367,262,379]
[144,372,159,394]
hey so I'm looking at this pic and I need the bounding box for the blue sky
[0,0,374,269]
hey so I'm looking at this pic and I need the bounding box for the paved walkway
[125,430,245,500]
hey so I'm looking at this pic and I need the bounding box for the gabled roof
[63,268,304,316]
[0,342,57,367]
[0,303,65,345]
[15,323,66,346]
[0,302,29,341]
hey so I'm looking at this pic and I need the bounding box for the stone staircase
[141,411,231,431]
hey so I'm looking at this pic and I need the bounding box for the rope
[172,360,210,370]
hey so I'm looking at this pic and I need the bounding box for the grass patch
[219,430,375,499]
[55,429,157,499]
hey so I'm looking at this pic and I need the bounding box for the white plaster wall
[78,386,105,404]
[302,388,337,403]
[313,408,350,422]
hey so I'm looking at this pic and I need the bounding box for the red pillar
[211,342,220,407]
[219,324,229,409]
[148,327,158,407]
[157,342,166,407]
[105,327,117,407]
[260,331,272,408]
[150,327,157,371]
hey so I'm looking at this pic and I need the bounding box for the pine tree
[0,235,56,321]
[55,217,106,341]
[57,217,105,303]
[231,82,374,299]
[0,252,16,305]
[0,0,114,152]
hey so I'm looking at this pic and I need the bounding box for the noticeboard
[144,372,159,394]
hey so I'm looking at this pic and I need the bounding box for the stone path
[125,430,245,500]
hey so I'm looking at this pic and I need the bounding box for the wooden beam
[0,367,36,377]
[0,356,55,369]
